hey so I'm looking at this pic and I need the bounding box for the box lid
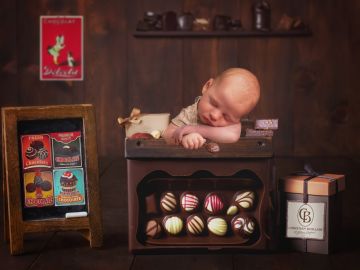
[280,174,345,196]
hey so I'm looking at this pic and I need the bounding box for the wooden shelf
[133,29,312,38]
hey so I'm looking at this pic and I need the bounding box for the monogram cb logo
[297,204,314,227]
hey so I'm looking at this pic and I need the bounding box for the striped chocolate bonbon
[160,192,177,213]
[234,190,256,210]
[145,219,162,238]
[163,215,183,235]
[207,217,228,236]
[186,214,205,235]
[231,215,256,238]
[181,192,199,212]
[204,193,224,214]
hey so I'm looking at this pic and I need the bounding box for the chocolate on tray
[180,192,199,212]
[204,193,224,214]
[146,219,162,239]
[234,190,256,210]
[231,215,256,238]
[163,216,183,236]
[226,205,238,216]
[207,217,227,236]
[186,214,205,236]
[160,192,177,213]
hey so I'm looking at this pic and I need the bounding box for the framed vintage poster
[40,16,84,81]
[1,105,102,255]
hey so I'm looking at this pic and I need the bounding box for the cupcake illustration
[60,171,78,194]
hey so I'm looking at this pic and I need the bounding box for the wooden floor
[1,157,360,270]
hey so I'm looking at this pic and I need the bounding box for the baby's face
[198,79,252,127]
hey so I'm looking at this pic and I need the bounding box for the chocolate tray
[136,170,265,247]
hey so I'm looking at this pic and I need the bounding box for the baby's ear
[202,78,214,94]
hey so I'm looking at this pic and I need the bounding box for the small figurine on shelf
[230,19,243,31]
[136,11,163,31]
[193,18,210,31]
[252,0,271,31]
[177,12,194,31]
[162,11,177,31]
[276,14,308,31]
[213,15,232,31]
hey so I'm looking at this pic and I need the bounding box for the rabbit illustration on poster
[40,16,83,80]
[47,35,65,65]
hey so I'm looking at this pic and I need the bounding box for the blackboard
[2,104,103,255]
[18,118,87,220]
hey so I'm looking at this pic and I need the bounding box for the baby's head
[198,68,260,127]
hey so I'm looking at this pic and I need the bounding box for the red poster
[40,16,83,81]
[21,134,52,169]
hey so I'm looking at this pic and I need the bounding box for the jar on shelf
[252,0,271,31]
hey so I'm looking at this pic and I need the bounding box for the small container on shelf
[252,0,271,31]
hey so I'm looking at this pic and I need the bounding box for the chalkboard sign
[2,105,102,255]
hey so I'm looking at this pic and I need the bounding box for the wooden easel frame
[1,104,103,255]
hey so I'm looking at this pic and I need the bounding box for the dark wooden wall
[0,0,359,158]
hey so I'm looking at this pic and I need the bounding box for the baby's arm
[174,123,241,143]
[162,123,181,145]
[162,123,206,149]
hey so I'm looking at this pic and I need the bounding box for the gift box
[124,113,170,138]
[279,171,345,254]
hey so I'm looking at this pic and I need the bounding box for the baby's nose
[210,110,221,121]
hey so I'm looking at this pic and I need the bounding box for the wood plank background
[0,0,359,159]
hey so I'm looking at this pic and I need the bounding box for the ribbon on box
[117,107,141,127]
[291,164,337,203]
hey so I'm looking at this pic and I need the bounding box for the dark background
[0,0,360,267]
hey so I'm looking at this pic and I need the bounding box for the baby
[162,68,260,149]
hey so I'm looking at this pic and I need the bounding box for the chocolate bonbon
[180,192,199,212]
[186,215,205,236]
[226,205,238,216]
[207,217,227,236]
[163,216,183,236]
[146,219,162,239]
[234,190,255,210]
[160,192,177,213]
[204,193,224,214]
[205,142,220,153]
[231,215,256,238]
[144,189,260,242]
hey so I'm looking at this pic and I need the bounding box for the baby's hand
[173,125,186,144]
[173,125,194,144]
[181,133,206,149]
